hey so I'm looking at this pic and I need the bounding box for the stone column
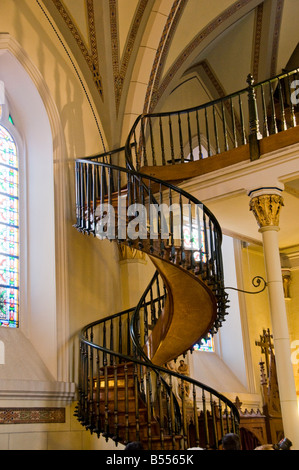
[249,188,299,449]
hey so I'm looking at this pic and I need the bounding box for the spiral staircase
[74,69,299,450]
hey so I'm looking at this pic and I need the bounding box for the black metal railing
[75,153,229,336]
[72,69,299,449]
[125,68,299,170]
[76,270,239,449]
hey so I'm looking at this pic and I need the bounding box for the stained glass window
[193,333,214,352]
[0,124,19,328]
[184,223,213,352]
[183,223,207,264]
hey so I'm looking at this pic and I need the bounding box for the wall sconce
[281,268,291,299]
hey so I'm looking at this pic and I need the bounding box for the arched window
[0,104,19,328]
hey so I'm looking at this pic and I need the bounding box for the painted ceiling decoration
[51,0,103,98]
[109,0,148,113]
[146,0,256,113]
[252,2,264,81]
[143,0,187,114]
[270,0,284,76]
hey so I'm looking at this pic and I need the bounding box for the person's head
[222,433,241,450]
[124,441,144,451]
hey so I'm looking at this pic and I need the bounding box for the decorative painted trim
[270,0,284,76]
[0,407,65,424]
[147,0,255,113]
[252,2,264,82]
[51,0,103,97]
[143,0,186,114]
[109,0,148,113]
[36,0,106,150]
[199,60,227,98]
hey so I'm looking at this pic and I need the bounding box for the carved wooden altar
[236,328,284,449]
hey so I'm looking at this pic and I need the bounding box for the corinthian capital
[249,194,284,229]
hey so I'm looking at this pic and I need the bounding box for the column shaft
[249,190,299,449]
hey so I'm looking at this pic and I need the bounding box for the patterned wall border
[51,0,103,97]
[252,2,264,81]
[270,0,284,76]
[143,0,186,114]
[109,0,148,113]
[147,0,255,113]
[0,407,65,424]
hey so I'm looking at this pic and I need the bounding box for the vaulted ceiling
[39,0,299,251]
[41,0,299,148]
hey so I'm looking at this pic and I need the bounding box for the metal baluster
[149,118,156,166]
[110,318,114,365]
[92,164,96,235]
[169,375,176,449]
[141,117,148,166]
[269,80,278,134]
[261,84,270,137]
[178,113,184,162]
[169,115,175,164]
[205,107,211,156]
[196,110,203,159]
[209,219,215,280]
[196,204,203,275]
[278,79,287,131]
[156,275,162,318]
[238,94,247,144]
[225,403,230,434]
[210,394,218,449]
[169,189,175,261]
[159,116,166,166]
[133,363,140,443]
[189,200,194,270]
[193,384,200,447]
[103,323,109,439]
[221,101,229,151]
[133,129,140,171]
[127,312,131,356]
[230,98,238,148]
[203,212,209,280]
[113,356,119,441]
[181,378,188,449]
[287,72,297,127]
[187,112,193,161]
[143,303,149,345]
[213,105,220,154]
[157,374,165,449]
[87,327,94,430]
[159,185,165,257]
[75,162,80,227]
[124,361,129,445]
[95,349,101,435]
[150,286,156,325]
[202,389,209,448]
[179,193,185,266]
[218,398,224,440]
[146,367,152,450]
[80,162,85,230]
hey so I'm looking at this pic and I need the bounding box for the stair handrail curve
[75,151,235,448]
[129,266,240,446]
[75,156,229,329]
[124,68,299,170]
[77,292,240,449]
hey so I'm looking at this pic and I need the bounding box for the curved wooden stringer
[74,151,238,449]
[74,67,299,450]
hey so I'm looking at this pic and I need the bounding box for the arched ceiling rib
[41,0,299,147]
